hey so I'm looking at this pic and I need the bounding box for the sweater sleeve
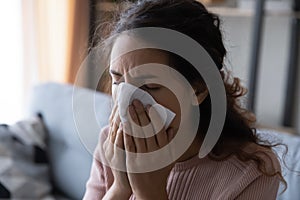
[83,156,107,200]
[235,174,280,200]
[83,126,113,200]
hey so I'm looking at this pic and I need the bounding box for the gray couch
[28,82,300,200]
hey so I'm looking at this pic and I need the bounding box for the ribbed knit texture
[83,127,281,200]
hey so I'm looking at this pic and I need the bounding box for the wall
[220,14,297,130]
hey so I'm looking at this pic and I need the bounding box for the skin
[103,36,208,200]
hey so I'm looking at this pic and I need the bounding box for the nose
[122,73,131,84]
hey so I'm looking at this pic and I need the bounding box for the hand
[123,100,176,200]
[103,103,132,199]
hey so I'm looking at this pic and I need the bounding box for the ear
[192,89,208,106]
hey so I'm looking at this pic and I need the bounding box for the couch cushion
[27,82,112,200]
[0,115,53,199]
[28,83,300,200]
[257,129,300,200]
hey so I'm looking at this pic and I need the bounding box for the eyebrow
[109,69,122,76]
[109,69,158,80]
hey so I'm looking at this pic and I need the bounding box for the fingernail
[133,99,140,107]
[146,105,151,111]
[119,123,123,129]
[129,106,138,120]
[129,105,134,114]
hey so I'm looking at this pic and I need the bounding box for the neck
[177,134,202,162]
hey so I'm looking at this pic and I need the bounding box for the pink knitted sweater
[83,127,281,200]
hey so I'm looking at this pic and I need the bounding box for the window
[0,0,23,124]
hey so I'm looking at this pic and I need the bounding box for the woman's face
[109,35,209,161]
[109,36,183,134]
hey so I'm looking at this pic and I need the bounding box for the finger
[133,137,147,153]
[128,105,141,134]
[108,102,118,143]
[147,104,164,134]
[111,114,121,144]
[110,123,117,144]
[112,124,126,170]
[145,135,157,151]
[128,105,147,153]
[113,107,121,125]
[132,99,150,126]
[167,128,175,142]
[123,123,136,153]
[155,129,168,148]
[110,106,121,144]
[115,123,124,149]
[133,100,157,147]
[108,127,114,147]
[128,103,139,126]
[166,128,176,162]
[103,133,114,163]
[142,105,158,151]
[109,102,120,124]
[146,105,168,147]
[128,105,148,138]
[109,102,118,123]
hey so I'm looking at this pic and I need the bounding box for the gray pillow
[0,115,53,199]
[257,129,300,200]
[27,82,112,199]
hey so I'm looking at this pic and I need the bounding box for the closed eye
[112,81,160,91]
[142,84,161,90]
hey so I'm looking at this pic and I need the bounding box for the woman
[84,0,285,199]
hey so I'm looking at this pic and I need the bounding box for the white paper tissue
[115,83,176,137]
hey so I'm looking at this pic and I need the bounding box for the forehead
[110,36,169,72]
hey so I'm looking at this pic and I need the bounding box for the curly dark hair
[95,0,286,190]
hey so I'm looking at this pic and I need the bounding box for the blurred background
[0,0,299,133]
